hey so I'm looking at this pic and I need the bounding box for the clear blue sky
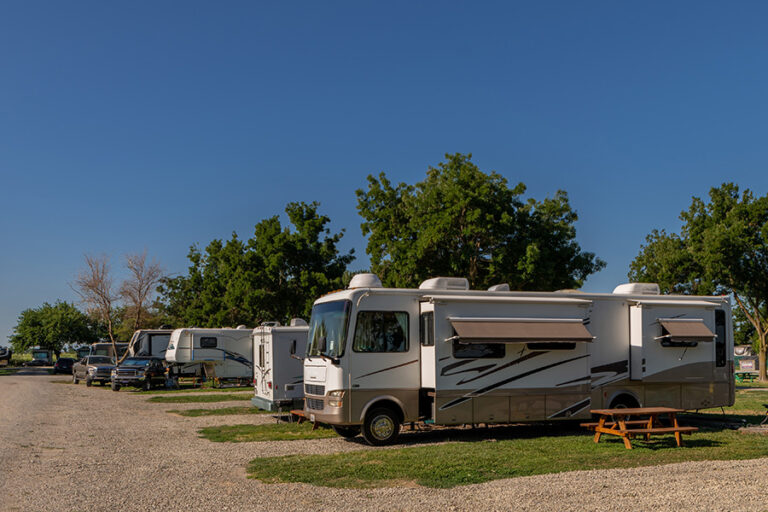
[2,1,768,345]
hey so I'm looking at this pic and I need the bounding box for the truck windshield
[307,300,351,359]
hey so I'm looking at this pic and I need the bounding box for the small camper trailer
[303,274,734,445]
[88,342,128,359]
[125,329,173,359]
[165,327,253,382]
[251,320,309,411]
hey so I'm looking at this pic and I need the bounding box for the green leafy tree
[10,301,100,358]
[356,153,605,290]
[629,183,768,380]
[158,202,354,327]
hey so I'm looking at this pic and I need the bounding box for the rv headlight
[328,390,344,408]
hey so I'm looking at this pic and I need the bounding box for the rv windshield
[307,300,351,359]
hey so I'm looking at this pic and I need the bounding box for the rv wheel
[362,407,401,446]
[332,425,361,439]
[610,395,640,410]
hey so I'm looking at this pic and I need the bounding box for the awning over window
[657,319,716,342]
[447,317,594,343]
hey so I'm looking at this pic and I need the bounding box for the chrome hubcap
[371,415,395,440]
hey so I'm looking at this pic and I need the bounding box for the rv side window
[452,339,505,359]
[353,311,409,353]
[715,310,726,367]
[420,312,434,346]
[200,337,217,348]
[258,344,265,368]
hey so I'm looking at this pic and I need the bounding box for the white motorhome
[251,320,309,411]
[303,274,734,445]
[165,327,253,382]
[125,329,173,359]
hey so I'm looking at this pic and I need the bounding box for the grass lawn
[147,394,252,403]
[247,428,768,488]
[130,386,252,395]
[169,406,271,417]
[246,387,768,489]
[0,368,19,376]
[200,422,337,442]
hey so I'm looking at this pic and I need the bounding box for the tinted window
[200,337,217,348]
[452,340,505,359]
[353,311,409,353]
[715,310,726,367]
[420,312,434,347]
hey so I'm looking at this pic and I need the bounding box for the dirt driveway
[1,370,768,511]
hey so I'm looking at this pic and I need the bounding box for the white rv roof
[313,285,727,307]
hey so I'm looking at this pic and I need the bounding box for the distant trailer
[89,342,128,359]
[165,327,253,382]
[251,320,309,411]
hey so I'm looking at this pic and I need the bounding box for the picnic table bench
[582,407,697,449]
[735,371,759,383]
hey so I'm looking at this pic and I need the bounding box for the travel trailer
[251,320,309,411]
[89,342,128,359]
[303,274,734,445]
[165,327,253,382]
[125,329,174,359]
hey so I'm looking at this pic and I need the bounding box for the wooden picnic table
[735,371,759,383]
[582,407,698,450]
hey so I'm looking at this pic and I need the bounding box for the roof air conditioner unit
[348,273,383,289]
[419,277,470,291]
[612,283,660,295]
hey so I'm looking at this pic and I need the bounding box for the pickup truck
[72,356,116,386]
[111,356,167,391]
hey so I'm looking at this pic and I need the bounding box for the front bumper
[112,377,148,386]
[303,393,350,425]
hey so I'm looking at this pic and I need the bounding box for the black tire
[610,394,640,410]
[362,407,401,446]
[73,373,79,385]
[85,378,92,387]
[99,380,105,386]
[332,425,361,439]
[111,383,121,392]
[142,379,151,391]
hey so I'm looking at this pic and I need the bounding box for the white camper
[165,327,253,382]
[303,274,734,445]
[125,329,173,359]
[251,320,310,411]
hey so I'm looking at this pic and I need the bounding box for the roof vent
[612,283,660,295]
[348,273,383,289]
[260,321,281,327]
[488,283,510,292]
[290,318,308,327]
[236,325,249,330]
[419,277,470,291]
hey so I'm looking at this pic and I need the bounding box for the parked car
[111,356,167,391]
[72,355,115,386]
[53,357,76,374]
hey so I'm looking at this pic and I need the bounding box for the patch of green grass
[0,368,18,376]
[169,406,271,417]
[147,394,252,403]
[132,385,252,395]
[200,422,337,442]
[247,427,768,489]
[696,389,768,419]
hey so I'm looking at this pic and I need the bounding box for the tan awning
[657,319,716,342]
[448,317,594,343]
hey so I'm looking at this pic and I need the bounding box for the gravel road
[1,370,768,512]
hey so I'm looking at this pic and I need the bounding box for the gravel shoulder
[2,371,768,512]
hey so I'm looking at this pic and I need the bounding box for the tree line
[10,154,767,379]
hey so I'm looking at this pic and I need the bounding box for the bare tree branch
[72,254,118,357]
[120,251,164,331]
